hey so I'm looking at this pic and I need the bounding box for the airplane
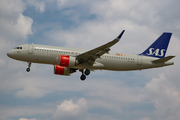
[7,30,175,81]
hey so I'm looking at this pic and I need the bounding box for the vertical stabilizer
[139,32,172,58]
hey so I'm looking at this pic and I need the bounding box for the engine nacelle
[57,55,78,67]
[54,65,76,76]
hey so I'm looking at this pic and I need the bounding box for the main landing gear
[80,69,90,81]
[26,62,31,72]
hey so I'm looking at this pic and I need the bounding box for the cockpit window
[14,47,22,49]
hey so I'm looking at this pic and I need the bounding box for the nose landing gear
[26,62,31,72]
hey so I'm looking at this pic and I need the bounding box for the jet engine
[54,65,76,76]
[57,55,78,67]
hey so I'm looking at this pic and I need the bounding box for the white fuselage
[7,44,174,71]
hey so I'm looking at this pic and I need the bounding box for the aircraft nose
[7,50,14,58]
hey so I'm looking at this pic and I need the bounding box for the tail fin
[139,32,172,58]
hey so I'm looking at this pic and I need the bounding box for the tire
[26,68,30,72]
[85,69,90,76]
[80,74,86,81]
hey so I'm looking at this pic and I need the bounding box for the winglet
[117,30,125,40]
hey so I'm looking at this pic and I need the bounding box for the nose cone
[7,50,14,58]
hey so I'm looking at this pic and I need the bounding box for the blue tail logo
[140,32,172,58]
[146,48,166,57]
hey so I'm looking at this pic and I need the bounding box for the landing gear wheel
[80,74,86,81]
[26,62,31,72]
[85,69,90,76]
[26,68,30,72]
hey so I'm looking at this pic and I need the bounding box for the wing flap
[152,56,175,63]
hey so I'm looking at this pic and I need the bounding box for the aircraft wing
[77,30,125,65]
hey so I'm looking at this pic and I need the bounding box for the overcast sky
[1,0,180,120]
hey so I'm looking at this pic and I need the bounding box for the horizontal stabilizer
[152,56,175,63]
